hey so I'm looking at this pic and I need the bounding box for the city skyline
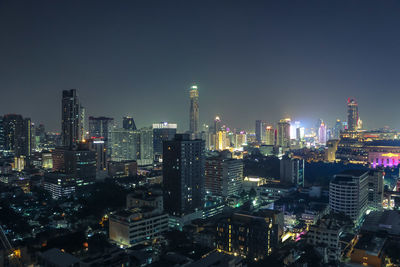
[2,1,400,131]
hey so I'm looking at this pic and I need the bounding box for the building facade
[163,134,205,216]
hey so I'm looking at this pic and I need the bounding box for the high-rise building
[0,116,4,151]
[325,139,339,162]
[265,126,275,146]
[277,118,291,148]
[163,134,205,216]
[329,170,368,224]
[3,114,32,158]
[110,128,139,161]
[347,98,359,131]
[152,122,177,162]
[79,105,86,141]
[214,116,221,134]
[123,116,137,130]
[215,130,228,151]
[137,127,153,166]
[280,155,304,187]
[189,85,199,136]
[88,116,114,155]
[368,170,384,211]
[333,119,342,139]
[61,89,82,148]
[318,122,327,145]
[205,152,243,197]
[255,120,266,143]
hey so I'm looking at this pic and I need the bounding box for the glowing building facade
[189,85,199,136]
[347,98,359,131]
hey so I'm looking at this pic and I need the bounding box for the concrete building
[205,152,243,197]
[367,170,384,211]
[163,134,205,216]
[152,122,177,162]
[329,170,368,224]
[43,173,76,199]
[280,155,304,187]
[108,160,137,178]
[306,216,344,262]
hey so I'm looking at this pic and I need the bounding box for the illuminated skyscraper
[347,98,359,131]
[318,122,327,145]
[277,119,291,148]
[123,116,137,130]
[189,84,199,136]
[61,89,82,148]
[214,116,221,134]
[265,126,275,146]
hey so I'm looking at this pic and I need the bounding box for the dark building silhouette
[61,89,81,148]
[163,134,205,216]
[122,116,137,131]
[152,122,177,162]
[2,114,31,157]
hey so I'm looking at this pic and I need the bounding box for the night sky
[1,0,400,132]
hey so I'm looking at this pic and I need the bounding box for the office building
[122,116,136,130]
[214,116,221,134]
[152,122,177,162]
[109,190,168,248]
[265,126,275,146]
[367,170,384,211]
[329,170,368,224]
[163,134,205,216]
[318,121,327,145]
[79,105,86,141]
[280,155,304,187]
[61,89,82,148]
[347,98,358,131]
[3,114,32,158]
[137,127,153,166]
[52,146,97,185]
[86,138,107,172]
[189,84,199,136]
[108,160,137,178]
[110,128,139,161]
[333,119,343,139]
[277,118,291,148]
[255,120,266,143]
[43,173,76,199]
[88,116,114,153]
[216,212,281,260]
[205,152,243,197]
[0,116,4,151]
[215,130,228,151]
[325,139,339,162]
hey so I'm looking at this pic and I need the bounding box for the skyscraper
[110,128,139,161]
[3,114,31,158]
[137,127,153,166]
[0,116,4,151]
[61,89,81,148]
[318,121,327,145]
[280,155,304,187]
[152,122,177,162]
[163,134,205,216]
[277,118,291,148]
[333,119,342,139]
[255,120,266,143]
[88,116,114,155]
[189,84,199,136]
[265,126,275,146]
[123,116,137,130]
[347,98,359,131]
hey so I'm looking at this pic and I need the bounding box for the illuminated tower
[189,84,199,136]
[318,122,327,145]
[265,126,275,146]
[347,98,358,131]
[277,119,291,148]
[214,116,221,134]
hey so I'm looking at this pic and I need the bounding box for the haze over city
[1,0,400,131]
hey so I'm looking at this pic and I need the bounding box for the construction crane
[0,225,22,267]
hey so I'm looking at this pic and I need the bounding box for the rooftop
[40,248,81,267]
